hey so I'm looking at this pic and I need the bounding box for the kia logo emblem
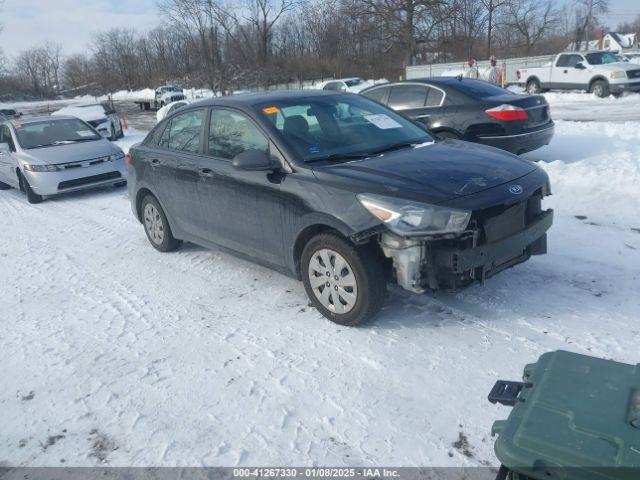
[509,184,523,195]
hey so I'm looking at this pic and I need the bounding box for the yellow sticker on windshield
[262,106,280,115]
[14,124,22,129]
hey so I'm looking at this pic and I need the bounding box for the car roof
[186,89,342,109]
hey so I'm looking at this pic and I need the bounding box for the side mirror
[575,62,586,69]
[232,149,277,171]
[339,85,348,92]
[0,142,12,154]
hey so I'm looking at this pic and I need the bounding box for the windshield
[15,118,101,149]
[259,94,433,163]
[585,52,620,65]
[162,87,181,93]
[1,109,17,115]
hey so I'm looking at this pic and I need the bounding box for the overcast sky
[1,0,639,58]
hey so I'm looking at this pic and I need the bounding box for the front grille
[472,191,543,245]
[628,69,640,79]
[58,171,121,190]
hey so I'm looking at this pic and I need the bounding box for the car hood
[593,62,640,72]
[20,140,121,166]
[312,140,538,204]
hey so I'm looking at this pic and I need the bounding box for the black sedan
[126,90,553,326]
[360,78,554,154]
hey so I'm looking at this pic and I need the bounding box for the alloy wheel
[143,203,165,245]
[308,248,358,314]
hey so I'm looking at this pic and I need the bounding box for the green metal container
[489,350,640,480]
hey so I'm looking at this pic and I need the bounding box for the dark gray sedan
[361,78,555,154]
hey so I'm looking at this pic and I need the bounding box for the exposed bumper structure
[381,203,553,294]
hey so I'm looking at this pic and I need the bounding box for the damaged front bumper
[381,209,553,293]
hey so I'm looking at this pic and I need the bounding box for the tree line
[1,0,637,99]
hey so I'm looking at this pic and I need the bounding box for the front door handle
[150,158,160,167]
[199,168,214,178]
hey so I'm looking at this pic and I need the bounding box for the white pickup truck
[517,51,640,97]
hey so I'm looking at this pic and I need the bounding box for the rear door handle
[199,168,215,178]
[150,159,160,167]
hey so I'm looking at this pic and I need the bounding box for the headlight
[357,193,471,236]
[23,164,59,172]
[610,71,627,79]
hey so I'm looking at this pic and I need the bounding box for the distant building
[566,32,638,52]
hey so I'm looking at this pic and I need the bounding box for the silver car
[0,115,126,203]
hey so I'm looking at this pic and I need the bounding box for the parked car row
[0,78,555,325]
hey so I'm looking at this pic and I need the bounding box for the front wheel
[141,194,181,252]
[18,171,43,204]
[591,80,609,98]
[301,234,386,326]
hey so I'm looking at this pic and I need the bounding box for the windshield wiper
[366,141,419,156]
[307,152,371,163]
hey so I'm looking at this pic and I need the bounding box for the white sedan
[53,103,123,140]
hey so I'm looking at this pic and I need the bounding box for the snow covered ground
[0,91,639,468]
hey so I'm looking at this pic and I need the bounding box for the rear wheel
[301,234,386,326]
[108,124,116,141]
[591,80,610,98]
[526,78,541,94]
[18,171,43,204]
[141,194,181,252]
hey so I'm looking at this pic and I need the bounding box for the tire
[591,80,609,98]
[141,194,181,252]
[108,124,116,141]
[18,171,43,204]
[526,78,541,94]
[117,121,125,138]
[436,130,461,140]
[301,233,386,326]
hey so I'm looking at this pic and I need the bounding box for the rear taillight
[516,70,521,80]
[125,153,132,165]
[485,104,528,122]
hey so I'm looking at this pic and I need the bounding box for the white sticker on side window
[77,130,95,137]
[363,114,402,130]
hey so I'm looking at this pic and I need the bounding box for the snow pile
[525,120,640,226]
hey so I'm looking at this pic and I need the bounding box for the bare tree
[505,0,558,55]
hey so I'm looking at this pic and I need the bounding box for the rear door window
[361,86,389,104]
[387,84,429,110]
[159,109,204,153]
[425,87,445,107]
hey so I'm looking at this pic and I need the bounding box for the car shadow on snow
[523,133,614,165]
